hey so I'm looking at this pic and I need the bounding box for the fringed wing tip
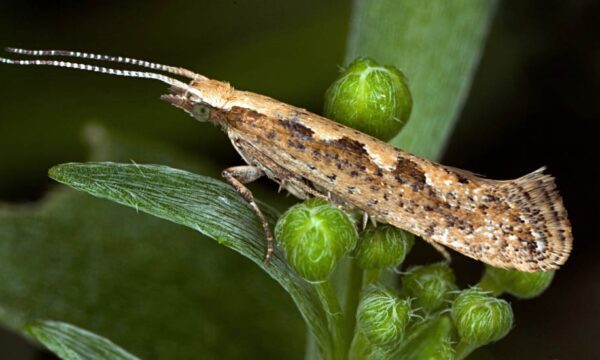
[505,167,573,271]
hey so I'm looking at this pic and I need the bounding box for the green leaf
[0,125,305,359]
[346,0,497,160]
[25,320,139,360]
[48,160,332,358]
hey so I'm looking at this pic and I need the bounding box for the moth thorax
[190,78,235,110]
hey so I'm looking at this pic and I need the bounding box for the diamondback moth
[0,47,573,271]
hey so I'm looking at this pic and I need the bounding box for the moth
[0,47,573,272]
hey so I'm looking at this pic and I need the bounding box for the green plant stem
[348,331,372,360]
[396,315,455,359]
[316,281,348,360]
[344,260,364,339]
[454,339,480,360]
[363,269,382,285]
[304,331,319,360]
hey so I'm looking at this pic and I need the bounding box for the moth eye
[192,103,210,121]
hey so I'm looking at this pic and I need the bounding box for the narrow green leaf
[48,162,330,357]
[346,0,497,160]
[24,320,139,360]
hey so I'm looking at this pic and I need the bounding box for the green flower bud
[357,285,411,349]
[452,288,513,346]
[481,265,555,299]
[402,262,458,313]
[324,57,412,141]
[275,198,357,282]
[354,225,414,270]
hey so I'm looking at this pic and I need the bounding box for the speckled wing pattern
[163,79,572,272]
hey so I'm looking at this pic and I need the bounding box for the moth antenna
[5,47,202,80]
[0,56,206,99]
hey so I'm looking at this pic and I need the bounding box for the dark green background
[0,0,597,358]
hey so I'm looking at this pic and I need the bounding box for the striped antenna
[5,47,202,80]
[0,56,206,100]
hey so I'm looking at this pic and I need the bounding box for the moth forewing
[1,48,573,271]
[167,82,572,272]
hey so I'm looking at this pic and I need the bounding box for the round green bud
[323,57,412,141]
[452,288,513,346]
[354,225,414,270]
[482,265,555,299]
[402,262,458,313]
[275,198,357,283]
[357,285,411,348]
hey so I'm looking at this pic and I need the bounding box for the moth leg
[360,213,379,230]
[362,212,369,230]
[423,238,451,262]
[277,180,286,193]
[370,216,378,227]
[279,176,329,201]
[222,165,274,264]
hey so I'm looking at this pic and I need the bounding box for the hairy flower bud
[324,57,412,141]
[402,262,458,313]
[481,265,555,299]
[354,225,414,270]
[357,285,411,349]
[452,288,513,346]
[275,198,357,282]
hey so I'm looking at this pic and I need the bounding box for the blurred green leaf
[25,320,139,360]
[0,125,304,359]
[346,0,497,160]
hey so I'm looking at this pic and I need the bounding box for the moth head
[191,103,211,122]
[161,78,234,123]
[160,84,219,124]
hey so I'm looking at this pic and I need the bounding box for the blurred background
[0,0,597,359]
